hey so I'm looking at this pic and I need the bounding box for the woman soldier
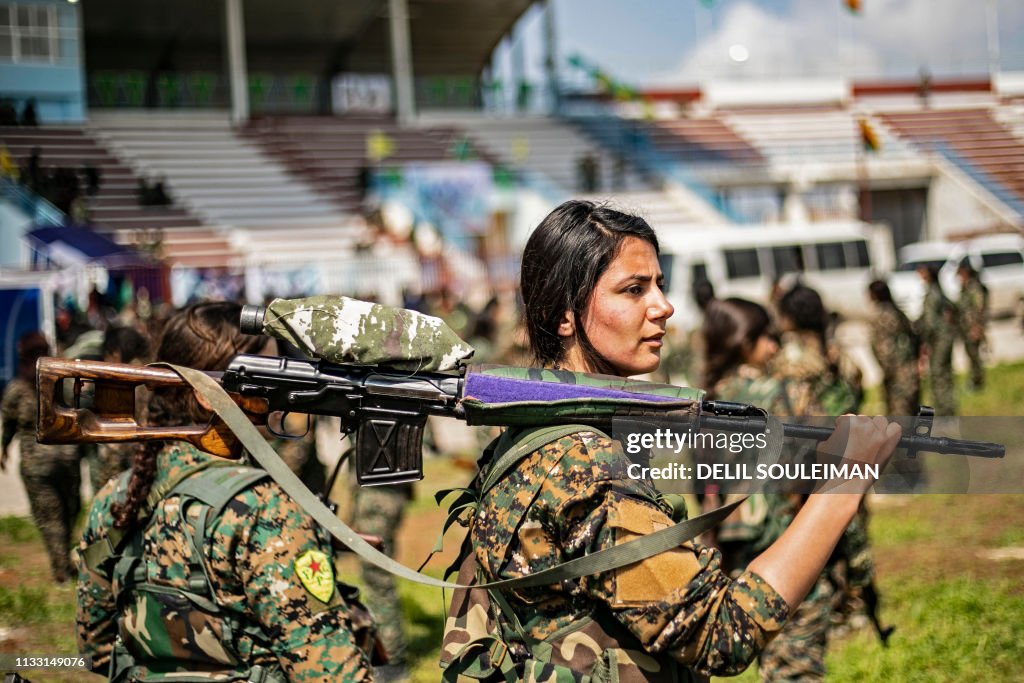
[705,297,869,682]
[76,302,375,683]
[443,200,901,682]
[700,297,791,577]
[1,331,81,583]
[867,280,920,416]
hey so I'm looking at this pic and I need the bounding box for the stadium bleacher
[720,107,918,167]
[242,115,491,215]
[0,125,204,233]
[90,111,352,230]
[879,108,1024,203]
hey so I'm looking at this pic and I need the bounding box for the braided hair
[111,302,267,529]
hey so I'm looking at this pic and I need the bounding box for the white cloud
[653,0,1024,84]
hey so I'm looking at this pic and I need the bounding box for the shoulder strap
[480,424,609,496]
[170,464,270,529]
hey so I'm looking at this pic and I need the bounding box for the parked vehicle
[656,221,894,325]
[888,235,1024,321]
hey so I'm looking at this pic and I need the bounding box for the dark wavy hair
[102,326,150,364]
[519,200,659,375]
[777,284,829,347]
[868,279,893,304]
[112,302,267,529]
[702,298,773,394]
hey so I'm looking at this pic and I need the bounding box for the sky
[498,0,1024,89]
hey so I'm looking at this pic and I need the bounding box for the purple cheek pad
[463,372,683,406]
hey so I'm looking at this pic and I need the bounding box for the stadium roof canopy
[82,0,535,76]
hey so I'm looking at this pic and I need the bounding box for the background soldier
[1,331,81,584]
[351,482,413,681]
[915,264,957,416]
[957,261,989,391]
[867,280,920,415]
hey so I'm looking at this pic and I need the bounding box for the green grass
[824,578,1024,682]
[0,515,41,543]
[0,584,76,625]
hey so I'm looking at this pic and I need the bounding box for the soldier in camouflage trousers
[75,303,374,683]
[957,263,988,391]
[352,481,413,675]
[2,331,81,583]
[868,281,920,416]
[760,285,874,682]
[915,265,957,416]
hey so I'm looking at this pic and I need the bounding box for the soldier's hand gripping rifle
[37,296,1004,488]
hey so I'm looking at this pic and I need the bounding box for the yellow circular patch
[294,549,335,603]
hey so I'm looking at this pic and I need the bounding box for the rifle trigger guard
[267,411,309,440]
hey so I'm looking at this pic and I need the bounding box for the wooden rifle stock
[35,357,270,458]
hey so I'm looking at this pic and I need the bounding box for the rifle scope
[239,304,267,335]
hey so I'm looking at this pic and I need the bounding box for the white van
[889,235,1024,320]
[656,221,894,326]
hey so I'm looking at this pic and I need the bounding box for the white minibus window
[815,242,847,271]
[981,252,1024,268]
[724,248,760,279]
[845,240,870,268]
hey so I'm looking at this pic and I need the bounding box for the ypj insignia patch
[295,549,335,603]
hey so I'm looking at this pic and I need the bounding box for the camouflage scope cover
[258,295,474,372]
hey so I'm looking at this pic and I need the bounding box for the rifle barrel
[699,414,1004,458]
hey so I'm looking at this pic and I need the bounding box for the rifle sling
[163,363,747,591]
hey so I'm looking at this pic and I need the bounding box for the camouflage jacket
[869,302,918,375]
[710,367,797,555]
[1,378,79,476]
[959,278,988,340]
[916,282,955,349]
[76,443,372,682]
[467,430,789,679]
[712,364,791,416]
[771,332,858,417]
[711,367,872,588]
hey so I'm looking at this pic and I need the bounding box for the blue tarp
[26,225,149,268]
[0,284,45,391]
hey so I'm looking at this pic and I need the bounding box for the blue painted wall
[0,0,86,122]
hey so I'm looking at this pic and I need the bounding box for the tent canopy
[27,226,150,269]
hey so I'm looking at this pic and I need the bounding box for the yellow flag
[511,136,530,163]
[367,130,395,162]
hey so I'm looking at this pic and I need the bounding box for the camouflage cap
[261,296,474,372]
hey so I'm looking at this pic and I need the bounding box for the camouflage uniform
[76,443,373,682]
[711,367,798,573]
[352,482,413,667]
[915,282,957,416]
[451,430,790,681]
[958,278,988,390]
[771,332,857,417]
[2,377,81,582]
[869,301,920,416]
[761,338,872,682]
